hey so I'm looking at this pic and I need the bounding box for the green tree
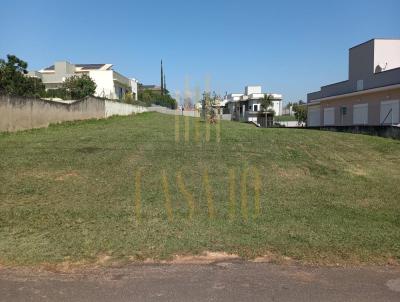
[260,94,275,115]
[62,74,96,100]
[138,89,177,109]
[292,102,307,123]
[0,54,45,97]
[138,90,154,106]
[23,77,46,98]
[259,94,276,127]
[201,91,220,123]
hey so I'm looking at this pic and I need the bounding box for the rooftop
[42,63,112,72]
[308,38,400,103]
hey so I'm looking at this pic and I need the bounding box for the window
[356,80,364,91]
[353,103,368,125]
[380,100,399,124]
[248,105,252,110]
[308,106,320,127]
[253,105,258,112]
[323,107,335,126]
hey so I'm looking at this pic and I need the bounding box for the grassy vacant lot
[0,112,400,266]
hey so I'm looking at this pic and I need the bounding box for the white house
[29,61,138,100]
[226,86,283,123]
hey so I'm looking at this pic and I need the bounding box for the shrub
[62,74,96,100]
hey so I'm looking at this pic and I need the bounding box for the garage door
[353,103,368,125]
[308,106,320,126]
[380,100,399,124]
[323,107,335,126]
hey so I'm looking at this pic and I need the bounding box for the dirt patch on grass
[55,171,79,181]
[139,252,241,265]
[96,254,113,265]
[1,252,398,274]
[252,252,294,264]
[345,166,368,176]
[169,252,240,264]
[40,260,89,273]
[33,252,240,272]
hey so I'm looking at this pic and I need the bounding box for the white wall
[278,121,305,127]
[245,86,262,95]
[272,100,282,116]
[89,70,116,99]
[148,106,200,117]
[374,39,400,73]
[104,100,147,117]
[130,79,138,100]
[245,99,282,115]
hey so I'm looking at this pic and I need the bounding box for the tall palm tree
[260,94,275,127]
[260,94,273,112]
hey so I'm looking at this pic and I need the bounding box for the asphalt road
[1,262,399,301]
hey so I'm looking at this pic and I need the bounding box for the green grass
[275,115,297,122]
[1,112,400,266]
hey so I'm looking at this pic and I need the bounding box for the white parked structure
[225,86,283,123]
[29,61,138,101]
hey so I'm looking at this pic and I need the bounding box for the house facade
[307,39,400,127]
[226,86,283,123]
[29,61,138,100]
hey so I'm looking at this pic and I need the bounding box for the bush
[62,74,96,100]
[124,92,134,104]
[293,102,307,123]
[138,89,177,109]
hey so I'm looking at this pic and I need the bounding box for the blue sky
[1,0,399,103]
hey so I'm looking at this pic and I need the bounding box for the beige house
[307,39,400,126]
[29,61,138,101]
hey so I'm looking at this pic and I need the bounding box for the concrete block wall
[0,95,148,132]
[148,106,200,117]
[105,100,147,117]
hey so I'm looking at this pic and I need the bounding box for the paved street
[1,262,399,301]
